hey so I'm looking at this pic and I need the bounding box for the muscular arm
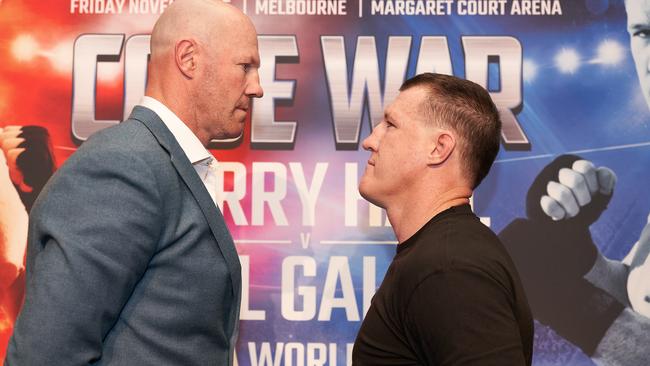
[404,268,529,366]
[0,149,27,291]
[593,308,650,366]
[6,146,163,365]
[0,125,57,323]
[499,154,629,356]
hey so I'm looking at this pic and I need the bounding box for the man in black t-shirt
[353,73,533,365]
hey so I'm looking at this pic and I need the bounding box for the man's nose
[362,132,377,152]
[362,121,386,152]
[247,72,264,98]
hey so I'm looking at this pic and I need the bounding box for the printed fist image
[0,136,27,289]
[0,126,56,211]
[540,159,617,221]
[0,125,56,360]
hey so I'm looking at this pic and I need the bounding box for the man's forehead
[384,108,397,121]
[215,22,259,54]
[395,88,429,109]
[384,100,405,119]
[231,36,261,60]
[626,0,650,8]
[385,89,428,122]
[627,0,650,22]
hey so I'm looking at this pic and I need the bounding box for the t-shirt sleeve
[404,267,528,366]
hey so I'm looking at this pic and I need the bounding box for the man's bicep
[405,269,527,366]
[9,149,163,365]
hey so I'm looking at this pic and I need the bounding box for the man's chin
[359,183,385,208]
[214,129,244,141]
[235,108,249,119]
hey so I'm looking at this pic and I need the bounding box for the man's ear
[427,130,456,165]
[176,39,197,79]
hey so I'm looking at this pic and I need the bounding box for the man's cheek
[628,261,650,317]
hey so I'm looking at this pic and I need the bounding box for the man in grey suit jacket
[5,0,263,364]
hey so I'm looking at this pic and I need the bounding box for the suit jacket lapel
[128,106,242,301]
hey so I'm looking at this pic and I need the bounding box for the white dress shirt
[139,96,219,203]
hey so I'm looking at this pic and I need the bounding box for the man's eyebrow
[240,55,260,66]
[251,56,261,67]
[628,21,650,32]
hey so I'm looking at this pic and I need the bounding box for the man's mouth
[237,98,251,112]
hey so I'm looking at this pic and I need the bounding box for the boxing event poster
[1,0,649,365]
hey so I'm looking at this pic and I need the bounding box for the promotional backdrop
[1,0,649,365]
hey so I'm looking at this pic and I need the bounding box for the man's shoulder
[86,118,156,150]
[49,119,170,192]
[70,118,166,164]
[402,213,515,284]
[414,211,501,255]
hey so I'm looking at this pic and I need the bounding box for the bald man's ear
[427,130,455,166]
[176,39,197,79]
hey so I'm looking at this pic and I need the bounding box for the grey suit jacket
[6,107,241,365]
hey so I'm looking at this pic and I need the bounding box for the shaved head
[150,0,252,60]
[145,0,263,146]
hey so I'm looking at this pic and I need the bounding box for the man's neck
[387,186,473,243]
[144,89,209,147]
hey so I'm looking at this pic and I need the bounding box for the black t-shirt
[353,204,533,366]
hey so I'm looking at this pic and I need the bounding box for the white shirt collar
[140,96,213,165]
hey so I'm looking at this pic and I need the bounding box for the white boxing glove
[540,159,617,221]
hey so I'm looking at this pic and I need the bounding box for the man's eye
[633,29,650,38]
[242,64,251,72]
[386,121,395,128]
